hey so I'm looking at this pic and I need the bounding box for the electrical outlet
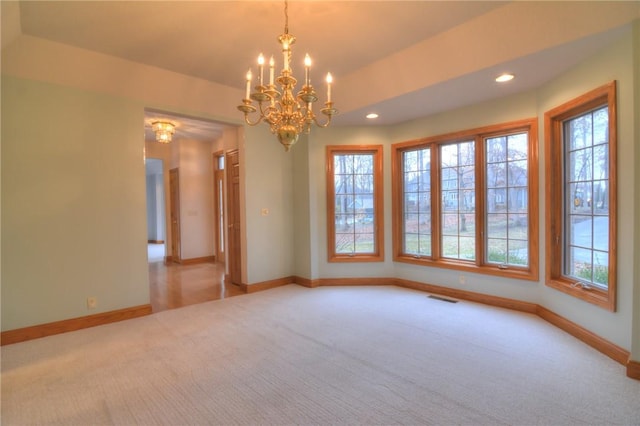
[87,297,97,309]
[458,275,466,285]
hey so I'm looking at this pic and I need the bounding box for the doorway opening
[144,109,243,312]
[145,158,166,263]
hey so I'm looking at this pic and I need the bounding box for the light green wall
[242,125,296,284]
[292,136,313,280]
[1,76,150,330]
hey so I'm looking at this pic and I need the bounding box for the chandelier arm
[241,111,265,127]
[312,115,333,128]
[261,102,282,127]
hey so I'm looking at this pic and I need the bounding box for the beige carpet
[2,285,639,425]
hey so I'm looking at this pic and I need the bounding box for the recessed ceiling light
[366,113,379,119]
[495,73,515,83]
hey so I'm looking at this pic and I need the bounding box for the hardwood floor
[148,252,245,313]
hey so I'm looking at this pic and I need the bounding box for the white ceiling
[9,1,640,140]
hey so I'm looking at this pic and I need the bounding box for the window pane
[487,213,507,238]
[568,215,592,247]
[508,160,528,187]
[509,239,529,266]
[593,216,609,252]
[418,235,432,255]
[354,155,373,173]
[355,233,375,253]
[334,174,353,194]
[507,133,528,160]
[593,144,608,180]
[335,233,355,254]
[568,113,592,150]
[485,133,528,267]
[487,238,507,263]
[592,107,608,145]
[442,235,459,258]
[487,162,506,189]
[486,136,506,164]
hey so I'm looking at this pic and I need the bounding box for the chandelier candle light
[237,0,337,151]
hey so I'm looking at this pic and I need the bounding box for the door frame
[226,149,242,284]
[169,167,181,263]
[213,151,226,264]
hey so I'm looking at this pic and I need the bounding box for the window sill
[329,254,384,263]
[393,255,539,281]
[546,278,614,311]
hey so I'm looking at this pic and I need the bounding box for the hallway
[148,244,244,312]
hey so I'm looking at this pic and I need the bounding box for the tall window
[485,133,530,267]
[544,81,617,311]
[392,119,538,281]
[441,141,475,261]
[402,147,432,256]
[327,145,384,262]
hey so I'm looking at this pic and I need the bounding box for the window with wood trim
[327,145,384,262]
[544,81,617,311]
[392,119,538,280]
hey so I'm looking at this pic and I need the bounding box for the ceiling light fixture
[151,121,176,144]
[495,73,515,83]
[366,113,379,119]
[237,0,338,151]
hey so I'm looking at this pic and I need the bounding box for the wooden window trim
[326,145,384,263]
[544,81,617,311]
[392,118,539,281]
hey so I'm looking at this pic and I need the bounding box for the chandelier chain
[284,0,289,34]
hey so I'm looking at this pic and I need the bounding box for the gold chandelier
[237,0,338,151]
[151,121,176,144]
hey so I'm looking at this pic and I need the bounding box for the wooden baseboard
[179,256,215,265]
[535,306,629,364]
[147,240,164,244]
[294,276,392,288]
[394,278,538,314]
[317,277,394,287]
[293,276,318,288]
[627,359,640,380]
[1,304,152,346]
[241,276,295,293]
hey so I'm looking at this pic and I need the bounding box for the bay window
[392,119,538,280]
